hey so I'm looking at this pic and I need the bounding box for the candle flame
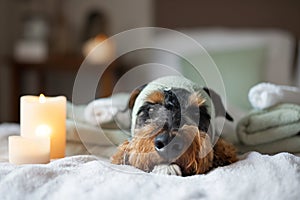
[39,94,46,103]
[35,125,52,138]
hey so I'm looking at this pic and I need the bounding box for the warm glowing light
[94,34,108,42]
[35,124,52,137]
[39,94,46,103]
[82,34,115,64]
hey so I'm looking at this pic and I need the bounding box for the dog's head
[121,77,232,176]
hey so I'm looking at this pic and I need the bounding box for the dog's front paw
[151,164,182,176]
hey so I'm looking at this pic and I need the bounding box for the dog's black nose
[154,132,184,160]
[154,132,170,150]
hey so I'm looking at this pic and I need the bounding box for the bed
[1,27,300,200]
[0,123,300,200]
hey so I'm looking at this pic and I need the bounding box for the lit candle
[20,94,66,159]
[8,135,50,164]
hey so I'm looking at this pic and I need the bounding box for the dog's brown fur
[111,89,238,176]
[145,91,165,104]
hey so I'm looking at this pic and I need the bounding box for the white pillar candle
[20,94,66,159]
[9,136,50,164]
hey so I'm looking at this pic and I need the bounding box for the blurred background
[0,0,300,122]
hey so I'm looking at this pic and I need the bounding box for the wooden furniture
[9,54,118,122]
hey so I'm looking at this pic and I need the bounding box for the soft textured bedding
[1,123,300,200]
[1,153,300,200]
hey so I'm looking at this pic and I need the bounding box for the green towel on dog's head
[131,76,218,142]
[237,103,300,146]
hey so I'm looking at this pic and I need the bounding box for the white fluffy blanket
[1,124,300,200]
[1,153,300,200]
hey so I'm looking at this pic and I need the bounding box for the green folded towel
[236,136,300,154]
[236,103,300,146]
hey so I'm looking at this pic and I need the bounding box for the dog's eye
[138,111,144,117]
[136,103,155,120]
[136,103,157,128]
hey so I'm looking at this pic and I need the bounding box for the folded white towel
[66,119,128,158]
[66,119,129,146]
[67,102,87,123]
[248,82,300,109]
[84,93,130,126]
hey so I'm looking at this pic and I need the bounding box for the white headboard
[152,28,295,85]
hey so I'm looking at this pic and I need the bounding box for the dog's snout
[154,132,170,150]
[154,133,184,160]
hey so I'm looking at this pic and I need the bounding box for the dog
[111,76,237,176]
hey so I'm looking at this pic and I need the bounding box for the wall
[0,0,154,122]
[155,0,300,38]
[63,0,154,52]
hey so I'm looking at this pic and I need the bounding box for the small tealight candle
[9,136,50,164]
[20,94,66,159]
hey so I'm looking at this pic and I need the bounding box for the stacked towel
[248,82,300,109]
[236,83,300,154]
[66,93,132,157]
[236,104,300,154]
[84,93,131,128]
[67,93,131,129]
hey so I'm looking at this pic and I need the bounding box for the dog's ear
[203,87,233,121]
[128,84,147,109]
